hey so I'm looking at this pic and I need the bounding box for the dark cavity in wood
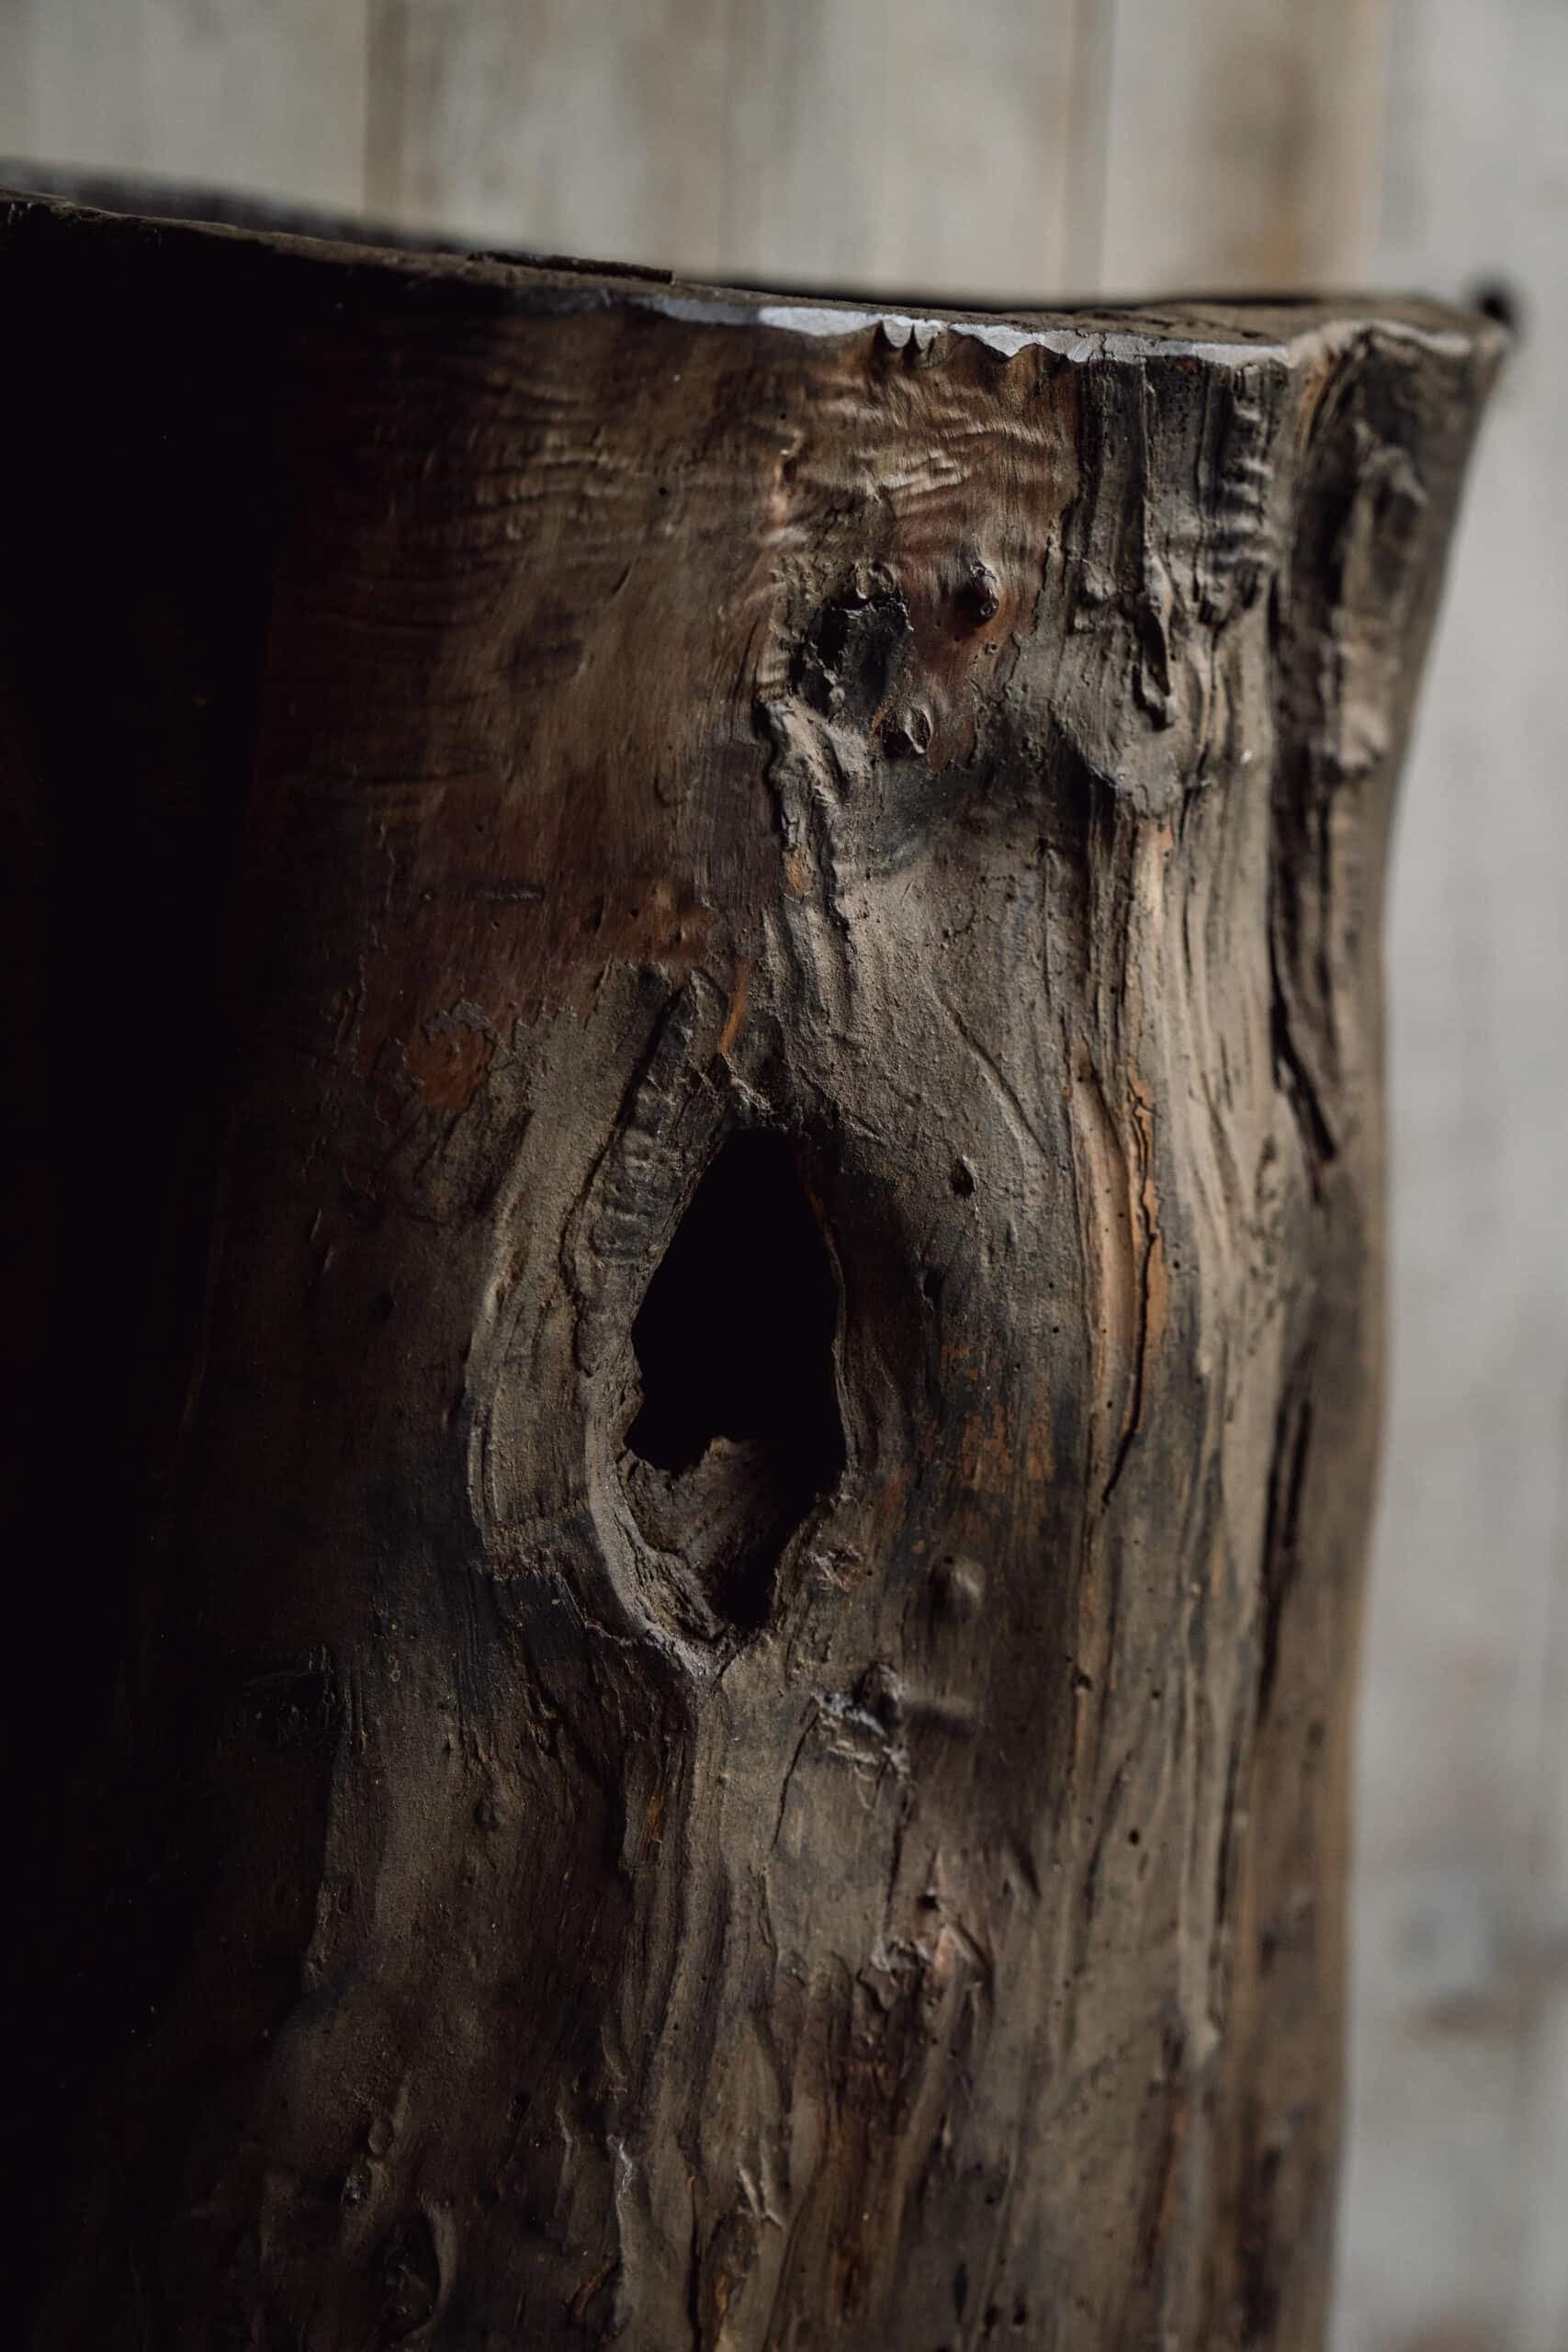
[623,1127,846,1633]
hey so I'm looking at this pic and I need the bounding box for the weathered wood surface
[4,188,1496,2347]
[8,3,1562,2343]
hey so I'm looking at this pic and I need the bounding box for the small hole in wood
[624,1130,844,1631]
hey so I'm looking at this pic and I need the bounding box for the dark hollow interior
[626,1129,845,1621]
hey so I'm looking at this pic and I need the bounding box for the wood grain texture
[3,7,1551,2346]
[716,0,1090,299]
[2,189,1497,2348]
[711,0,897,286]
[1333,4,1568,2348]
[1096,0,1391,298]
[365,0,1094,299]
[366,0,732,272]
[13,0,367,213]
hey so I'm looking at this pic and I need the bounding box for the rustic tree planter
[5,187,1498,2348]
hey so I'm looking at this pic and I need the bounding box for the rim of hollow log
[0,161,1501,367]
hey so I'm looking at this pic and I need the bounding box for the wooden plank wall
[2,1,367,213]
[1095,0,1391,296]
[0,0,1391,297]
[1335,6,1568,2349]
[3,7,1563,2348]
[361,0,1098,300]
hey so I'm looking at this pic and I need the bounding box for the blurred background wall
[2,5,1562,2347]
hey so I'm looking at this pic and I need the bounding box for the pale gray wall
[1338,9,1568,2348]
[3,7,1562,2346]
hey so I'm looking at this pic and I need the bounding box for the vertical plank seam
[1066,0,1113,296]
[363,0,405,227]
[715,0,744,280]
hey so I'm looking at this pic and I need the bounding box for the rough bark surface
[4,189,1498,2349]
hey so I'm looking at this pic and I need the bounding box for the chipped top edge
[0,175,1506,372]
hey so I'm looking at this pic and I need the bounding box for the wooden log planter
[3,184,1499,2348]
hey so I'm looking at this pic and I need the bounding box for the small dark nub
[1468,277,1522,340]
[954,558,1000,628]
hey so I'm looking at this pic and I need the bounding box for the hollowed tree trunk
[5,187,1498,2349]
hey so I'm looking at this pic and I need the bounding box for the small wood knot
[856,1661,904,1726]
[1467,275,1522,339]
[955,559,999,628]
[933,1555,984,1619]
[880,704,932,761]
